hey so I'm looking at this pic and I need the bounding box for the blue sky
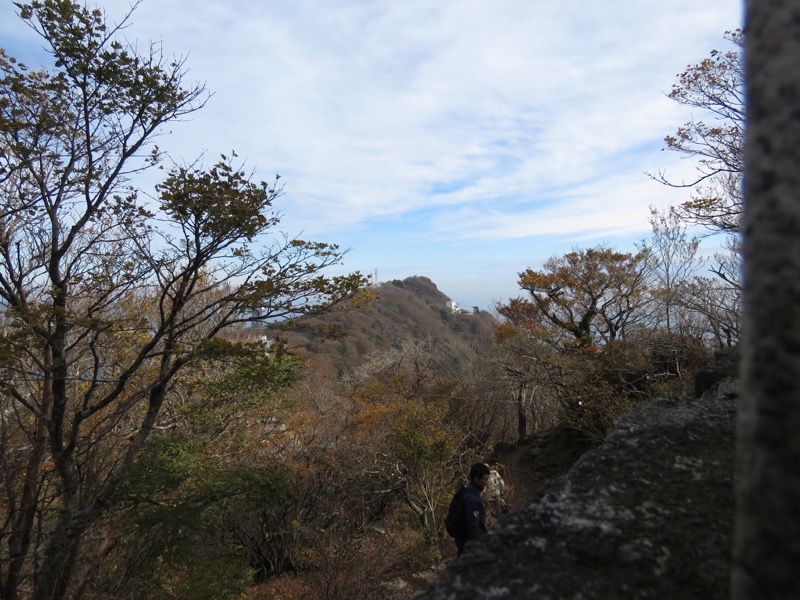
[1,0,743,310]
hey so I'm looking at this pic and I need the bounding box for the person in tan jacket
[482,466,508,526]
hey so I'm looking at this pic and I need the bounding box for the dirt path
[491,426,597,515]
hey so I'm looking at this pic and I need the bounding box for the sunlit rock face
[418,393,736,600]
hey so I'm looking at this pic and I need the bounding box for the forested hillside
[283,276,497,377]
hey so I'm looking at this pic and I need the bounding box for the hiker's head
[469,463,491,489]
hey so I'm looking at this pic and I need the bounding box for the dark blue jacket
[462,482,486,540]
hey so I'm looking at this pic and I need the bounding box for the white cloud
[1,0,743,307]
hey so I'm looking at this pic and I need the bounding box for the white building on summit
[446,300,475,315]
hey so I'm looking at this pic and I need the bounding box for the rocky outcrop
[418,393,736,599]
[694,345,740,398]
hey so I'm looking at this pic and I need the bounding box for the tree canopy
[654,30,744,234]
[498,246,651,349]
[0,2,366,598]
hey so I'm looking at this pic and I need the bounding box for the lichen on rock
[418,394,736,600]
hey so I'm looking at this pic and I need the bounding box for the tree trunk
[3,428,47,600]
[2,348,55,600]
[734,3,800,598]
[32,520,83,600]
[516,387,528,442]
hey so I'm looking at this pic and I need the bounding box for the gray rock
[694,346,740,398]
[419,395,736,599]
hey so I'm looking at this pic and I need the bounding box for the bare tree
[645,207,703,334]
[653,30,744,235]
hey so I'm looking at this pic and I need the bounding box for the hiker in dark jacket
[454,463,490,556]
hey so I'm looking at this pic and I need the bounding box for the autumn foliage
[0,4,744,598]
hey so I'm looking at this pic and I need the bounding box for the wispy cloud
[1,0,743,307]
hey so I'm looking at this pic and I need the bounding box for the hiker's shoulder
[463,483,482,501]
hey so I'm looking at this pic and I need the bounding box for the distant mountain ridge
[286,276,497,376]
